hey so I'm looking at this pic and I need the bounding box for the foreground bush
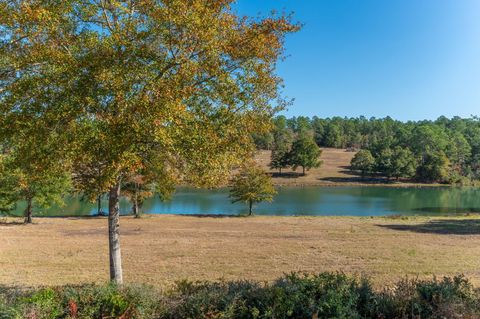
[0,273,479,318]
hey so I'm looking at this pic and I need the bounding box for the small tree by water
[0,145,71,224]
[229,165,277,216]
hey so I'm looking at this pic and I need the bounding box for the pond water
[5,186,480,217]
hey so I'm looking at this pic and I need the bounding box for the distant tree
[350,150,375,178]
[270,146,290,174]
[124,160,176,218]
[259,115,480,184]
[270,117,294,173]
[294,116,313,134]
[465,126,480,158]
[311,117,326,146]
[122,175,153,218]
[72,147,109,216]
[369,136,395,156]
[416,151,451,183]
[289,135,323,175]
[95,195,106,216]
[410,125,449,156]
[323,123,343,148]
[446,132,471,174]
[0,150,71,223]
[272,117,294,149]
[229,165,277,216]
[391,147,417,180]
[252,132,274,150]
[469,154,480,180]
[375,148,394,179]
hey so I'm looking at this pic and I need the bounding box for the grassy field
[1,215,480,288]
[255,148,444,187]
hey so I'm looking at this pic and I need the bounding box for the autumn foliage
[0,0,298,283]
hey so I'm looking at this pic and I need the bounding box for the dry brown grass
[255,148,354,186]
[255,148,443,187]
[1,215,480,288]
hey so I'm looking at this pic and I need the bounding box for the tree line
[256,115,480,183]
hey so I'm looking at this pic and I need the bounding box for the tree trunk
[248,200,253,216]
[279,167,282,174]
[97,195,102,216]
[108,183,123,284]
[132,200,140,218]
[24,198,33,224]
[133,182,140,218]
[302,166,306,175]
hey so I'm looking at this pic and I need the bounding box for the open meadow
[255,148,357,186]
[2,215,480,288]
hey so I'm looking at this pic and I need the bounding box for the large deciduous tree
[0,0,298,284]
[289,135,322,175]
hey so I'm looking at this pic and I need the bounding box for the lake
[5,186,480,217]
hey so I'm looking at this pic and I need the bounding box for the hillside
[254,148,355,186]
[254,148,447,187]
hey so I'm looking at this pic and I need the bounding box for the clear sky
[234,1,480,121]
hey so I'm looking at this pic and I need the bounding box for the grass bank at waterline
[1,215,480,287]
[1,273,479,318]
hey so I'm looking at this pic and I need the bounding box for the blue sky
[234,1,480,121]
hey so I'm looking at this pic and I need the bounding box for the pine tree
[391,147,418,180]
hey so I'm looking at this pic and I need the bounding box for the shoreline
[3,213,479,220]
[270,181,449,188]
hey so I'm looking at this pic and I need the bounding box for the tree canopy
[0,135,71,223]
[229,164,276,216]
[288,135,322,175]
[0,0,298,283]
[350,149,375,178]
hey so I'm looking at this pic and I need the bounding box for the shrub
[22,288,63,319]
[374,276,480,318]
[0,273,479,319]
